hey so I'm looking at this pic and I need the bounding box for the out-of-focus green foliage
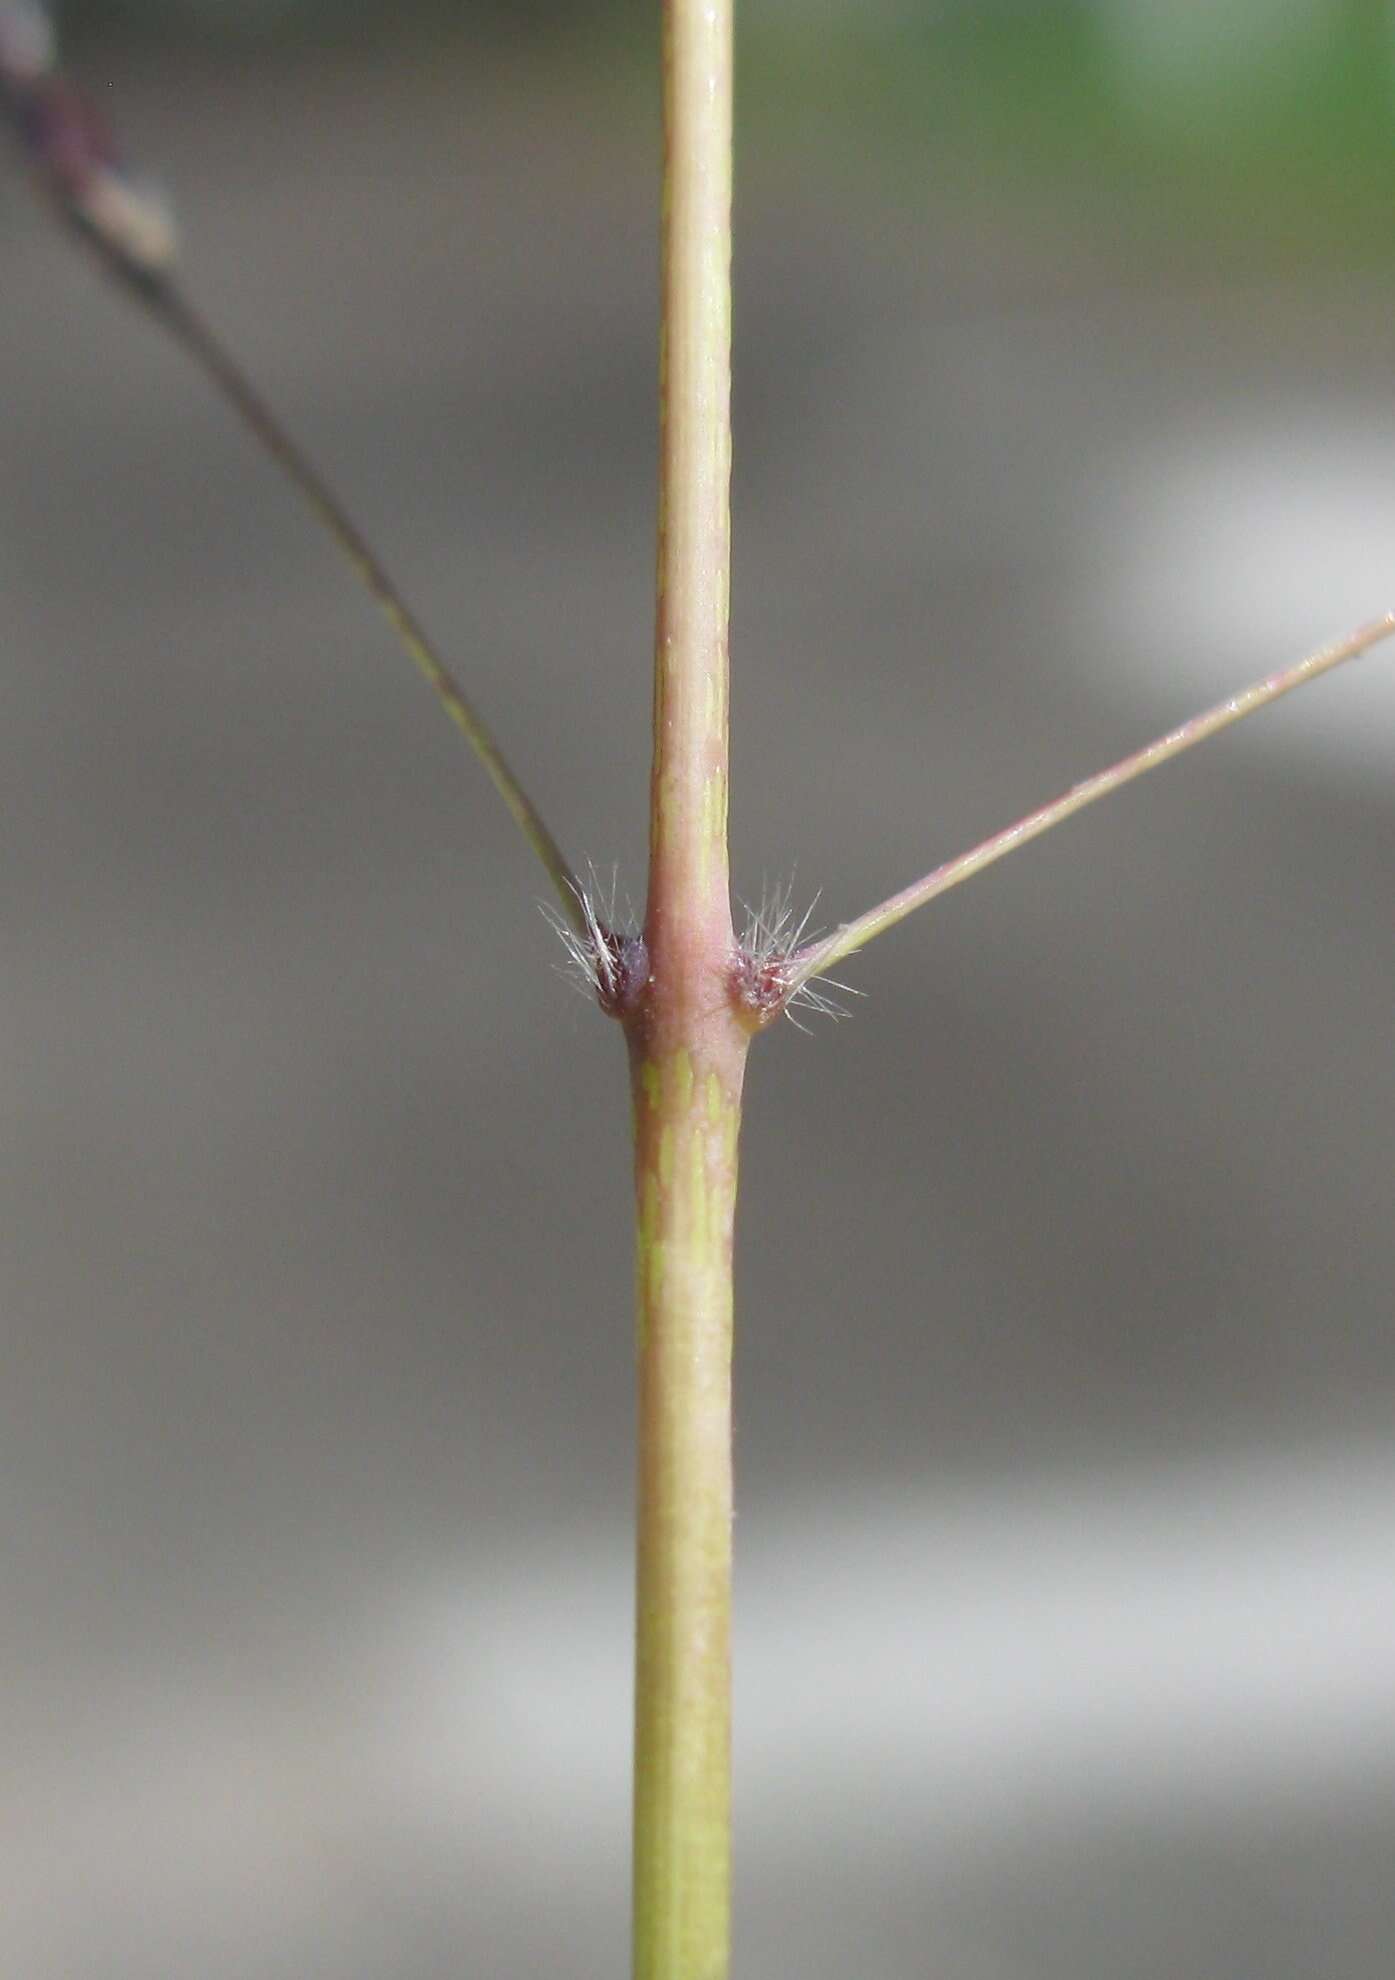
[736,2,1395,268]
[59,0,1395,265]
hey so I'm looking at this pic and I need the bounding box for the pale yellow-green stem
[629,1022,745,1980]
[628,3,744,1977]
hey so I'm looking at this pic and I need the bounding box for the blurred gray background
[4,3,1395,1975]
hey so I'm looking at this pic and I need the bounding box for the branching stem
[14,19,1394,1980]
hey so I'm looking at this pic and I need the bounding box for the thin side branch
[1,11,585,932]
[784,614,1395,998]
[151,287,585,928]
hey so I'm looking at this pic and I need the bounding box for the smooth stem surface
[786,613,1395,993]
[632,3,741,1977]
[646,0,735,967]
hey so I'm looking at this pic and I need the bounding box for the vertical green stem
[630,1028,745,1980]
[630,4,743,1977]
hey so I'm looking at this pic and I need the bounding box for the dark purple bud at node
[69,165,177,280]
[4,51,176,282]
[731,881,859,1031]
[544,870,650,1021]
[730,946,791,1028]
[0,2,54,87]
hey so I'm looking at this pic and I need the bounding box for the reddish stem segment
[645,0,736,983]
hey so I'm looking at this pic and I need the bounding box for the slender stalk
[151,286,585,927]
[785,613,1395,996]
[644,0,735,960]
[0,39,584,931]
[628,4,743,1977]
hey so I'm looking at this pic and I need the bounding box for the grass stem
[629,5,742,1976]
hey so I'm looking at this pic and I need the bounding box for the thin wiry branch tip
[4,1,584,925]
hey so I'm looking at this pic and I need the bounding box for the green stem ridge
[785,613,1395,997]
